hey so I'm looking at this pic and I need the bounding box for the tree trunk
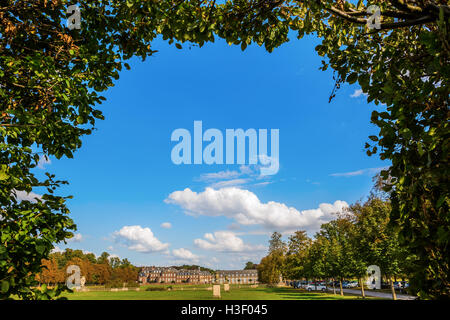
[360,278,365,298]
[339,279,343,296]
[332,278,336,295]
[389,278,397,300]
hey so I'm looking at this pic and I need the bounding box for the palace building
[215,270,258,284]
[138,267,213,284]
[138,267,259,285]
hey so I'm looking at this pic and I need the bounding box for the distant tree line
[257,178,414,300]
[244,262,258,270]
[36,249,139,288]
[170,265,215,274]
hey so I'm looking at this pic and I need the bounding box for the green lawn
[61,286,378,300]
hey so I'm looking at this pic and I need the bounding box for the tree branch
[327,6,437,30]
[390,0,425,14]
[346,9,418,20]
[377,15,436,30]
[326,7,366,24]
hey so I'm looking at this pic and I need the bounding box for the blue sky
[34,33,387,269]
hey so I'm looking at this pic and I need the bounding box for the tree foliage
[257,232,286,284]
[244,261,258,270]
[1,0,448,299]
[315,216,367,291]
[284,231,312,280]
[37,249,139,287]
[268,231,287,254]
[352,198,406,279]
[259,195,411,297]
[257,252,285,284]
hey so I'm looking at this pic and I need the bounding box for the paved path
[332,288,416,300]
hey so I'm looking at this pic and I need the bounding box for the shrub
[145,287,167,291]
[105,280,123,289]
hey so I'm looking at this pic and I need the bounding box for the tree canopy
[1,0,448,299]
[257,192,412,299]
[37,249,139,288]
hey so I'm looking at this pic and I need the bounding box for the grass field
[61,286,377,300]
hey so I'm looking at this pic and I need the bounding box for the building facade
[215,270,258,284]
[139,267,259,285]
[138,267,213,284]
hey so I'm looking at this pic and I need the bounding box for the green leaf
[401,128,412,140]
[382,84,393,94]
[36,244,46,255]
[417,142,425,156]
[0,165,9,181]
[1,280,9,293]
[347,73,358,84]
[436,195,446,208]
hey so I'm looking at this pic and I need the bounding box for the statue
[80,276,86,288]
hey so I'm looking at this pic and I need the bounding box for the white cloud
[239,165,253,175]
[198,170,241,181]
[113,225,169,253]
[350,89,367,98]
[166,187,348,232]
[331,169,365,177]
[197,165,272,189]
[67,233,83,243]
[330,167,388,177]
[82,250,96,256]
[194,231,265,252]
[161,222,172,229]
[37,155,51,169]
[253,181,272,187]
[51,246,64,253]
[172,248,199,261]
[13,190,42,203]
[209,178,249,189]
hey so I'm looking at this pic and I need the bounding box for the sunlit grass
[61,286,380,300]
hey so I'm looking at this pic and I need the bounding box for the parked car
[347,281,358,288]
[305,283,327,292]
[326,280,342,288]
[393,281,403,289]
[342,281,351,288]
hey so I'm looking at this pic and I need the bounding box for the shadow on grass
[257,287,364,300]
